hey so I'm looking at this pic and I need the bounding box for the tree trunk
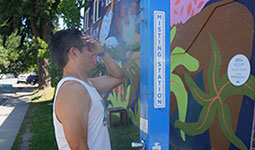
[30,5,52,89]
[37,57,45,88]
[40,17,52,88]
[37,57,50,89]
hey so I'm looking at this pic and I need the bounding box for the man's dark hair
[49,29,84,69]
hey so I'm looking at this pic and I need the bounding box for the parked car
[0,73,15,79]
[17,74,30,84]
[26,74,39,85]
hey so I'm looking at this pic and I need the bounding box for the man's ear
[69,47,77,58]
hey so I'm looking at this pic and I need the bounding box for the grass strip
[12,87,139,150]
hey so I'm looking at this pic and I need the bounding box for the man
[49,29,126,150]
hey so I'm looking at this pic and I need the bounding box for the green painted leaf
[170,26,200,141]
[218,104,247,150]
[171,47,199,72]
[171,26,177,44]
[175,100,217,135]
[207,33,222,94]
[128,97,140,127]
[220,75,255,101]
[175,32,255,149]
[128,108,137,126]
[171,74,188,141]
[184,73,214,105]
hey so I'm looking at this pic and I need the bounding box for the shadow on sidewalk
[0,87,36,108]
[0,94,31,150]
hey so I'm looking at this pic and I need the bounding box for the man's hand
[81,35,126,94]
[81,35,103,55]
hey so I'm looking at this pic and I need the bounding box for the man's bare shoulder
[56,81,91,111]
[58,81,88,100]
[55,81,91,123]
[60,81,86,94]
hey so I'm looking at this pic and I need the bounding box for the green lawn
[12,98,139,150]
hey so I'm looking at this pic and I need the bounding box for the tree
[57,0,85,29]
[0,34,20,73]
[0,0,60,88]
[18,39,39,73]
[0,0,87,88]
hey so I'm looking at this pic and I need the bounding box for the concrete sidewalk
[0,87,34,150]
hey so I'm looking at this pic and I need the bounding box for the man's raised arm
[84,36,126,93]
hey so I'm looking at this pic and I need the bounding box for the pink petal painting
[171,0,210,27]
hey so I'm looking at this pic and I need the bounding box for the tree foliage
[0,34,39,74]
[0,0,60,87]
[57,0,86,29]
[0,0,60,43]
[0,34,20,73]
[0,0,87,88]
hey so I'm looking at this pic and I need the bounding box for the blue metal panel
[140,0,170,149]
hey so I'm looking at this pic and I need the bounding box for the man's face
[77,43,97,71]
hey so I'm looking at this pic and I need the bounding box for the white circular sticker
[227,54,251,86]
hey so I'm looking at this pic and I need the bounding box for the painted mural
[170,26,199,141]
[84,0,140,127]
[85,0,255,149]
[170,0,255,150]
[171,0,209,26]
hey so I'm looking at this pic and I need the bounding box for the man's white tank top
[53,77,111,150]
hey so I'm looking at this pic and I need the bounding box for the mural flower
[175,33,255,150]
[170,26,199,141]
[107,84,131,109]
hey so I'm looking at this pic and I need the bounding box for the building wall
[84,0,255,149]
[170,0,255,149]
[83,0,140,127]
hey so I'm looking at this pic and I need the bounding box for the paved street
[0,78,36,150]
